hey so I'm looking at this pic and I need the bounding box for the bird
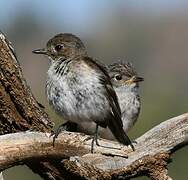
[104,61,143,138]
[72,61,143,140]
[32,33,134,152]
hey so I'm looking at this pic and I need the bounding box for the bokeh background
[1,0,188,179]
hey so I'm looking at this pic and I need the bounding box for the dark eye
[114,74,122,81]
[55,44,64,51]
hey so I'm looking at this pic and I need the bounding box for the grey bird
[105,61,143,138]
[32,33,134,152]
[74,61,143,140]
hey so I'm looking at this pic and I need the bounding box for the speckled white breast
[46,59,110,126]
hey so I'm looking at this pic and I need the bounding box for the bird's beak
[133,76,144,82]
[32,48,47,55]
[125,76,144,84]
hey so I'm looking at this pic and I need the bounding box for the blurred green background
[1,0,188,179]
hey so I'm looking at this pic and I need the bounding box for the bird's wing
[83,56,133,147]
[83,56,122,126]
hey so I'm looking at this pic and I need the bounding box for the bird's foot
[51,125,64,147]
[91,136,100,153]
[90,125,100,153]
[95,138,100,146]
[51,122,78,146]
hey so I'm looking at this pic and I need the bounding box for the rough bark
[0,31,187,179]
[0,33,53,133]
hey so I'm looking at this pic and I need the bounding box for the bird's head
[108,61,144,89]
[32,33,87,61]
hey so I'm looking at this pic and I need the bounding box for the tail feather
[108,117,135,151]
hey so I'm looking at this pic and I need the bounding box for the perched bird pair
[33,33,143,152]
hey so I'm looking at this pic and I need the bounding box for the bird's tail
[108,118,135,151]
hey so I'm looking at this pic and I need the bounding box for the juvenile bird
[32,33,134,152]
[105,62,143,138]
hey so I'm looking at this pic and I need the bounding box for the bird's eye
[114,74,122,81]
[55,44,64,51]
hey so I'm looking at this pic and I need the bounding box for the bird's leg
[51,124,66,147]
[51,121,78,146]
[95,127,100,146]
[91,124,99,153]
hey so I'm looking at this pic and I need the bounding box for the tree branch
[0,32,53,133]
[0,113,187,179]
